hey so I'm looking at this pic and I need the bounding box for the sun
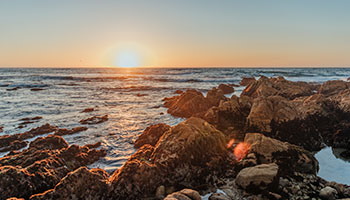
[115,50,141,68]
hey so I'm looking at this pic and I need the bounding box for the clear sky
[1,0,350,67]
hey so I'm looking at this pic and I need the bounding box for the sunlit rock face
[134,123,171,148]
[240,133,318,175]
[109,117,229,199]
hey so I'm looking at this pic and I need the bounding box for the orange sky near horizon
[1,1,350,68]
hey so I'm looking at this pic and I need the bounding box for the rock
[319,186,338,200]
[54,126,88,136]
[319,80,350,96]
[6,87,20,91]
[209,193,231,200]
[0,126,3,132]
[81,108,94,113]
[20,116,43,121]
[235,163,279,192]
[206,87,228,107]
[80,115,108,124]
[6,198,25,200]
[242,133,318,175]
[109,117,228,199]
[155,185,166,199]
[241,76,315,100]
[30,88,45,91]
[0,135,106,199]
[164,189,201,200]
[0,124,58,149]
[218,84,234,94]
[0,140,27,152]
[246,96,298,132]
[163,89,212,118]
[134,123,171,148]
[30,167,109,200]
[136,93,148,97]
[240,77,256,86]
[174,90,184,94]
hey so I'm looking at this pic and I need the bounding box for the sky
[1,0,350,68]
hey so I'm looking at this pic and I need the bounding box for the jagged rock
[0,140,27,152]
[109,117,228,199]
[164,189,201,200]
[0,135,106,199]
[206,87,228,107]
[20,116,43,121]
[242,133,318,175]
[218,84,234,94]
[163,89,212,118]
[319,80,350,96]
[30,167,109,200]
[134,123,171,148]
[319,186,338,200]
[80,115,108,124]
[240,77,256,86]
[235,163,279,192]
[0,124,58,149]
[203,96,251,137]
[242,76,315,100]
[54,126,88,136]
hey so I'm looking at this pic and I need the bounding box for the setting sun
[115,50,141,68]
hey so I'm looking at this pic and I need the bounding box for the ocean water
[0,67,350,184]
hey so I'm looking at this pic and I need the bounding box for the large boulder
[134,123,171,148]
[240,77,256,86]
[109,117,228,199]
[242,76,315,100]
[163,90,212,118]
[164,189,201,200]
[30,167,109,200]
[235,163,279,192]
[246,96,298,132]
[241,133,318,175]
[319,80,350,97]
[218,84,234,94]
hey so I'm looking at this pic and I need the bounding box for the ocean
[1,67,350,184]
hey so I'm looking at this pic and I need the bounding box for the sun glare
[115,50,141,68]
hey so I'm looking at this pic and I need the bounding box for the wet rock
[6,87,20,91]
[81,108,94,113]
[80,115,108,124]
[136,93,148,97]
[155,185,166,199]
[20,116,43,121]
[242,133,318,175]
[30,167,109,200]
[218,84,235,94]
[240,77,256,86]
[54,126,88,136]
[0,124,58,149]
[109,117,228,199]
[134,123,171,148]
[163,89,212,118]
[28,135,68,150]
[164,189,201,200]
[30,88,45,91]
[319,186,338,200]
[174,90,184,94]
[235,163,279,192]
[0,140,27,152]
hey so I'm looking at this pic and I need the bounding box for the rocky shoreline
[1,76,350,199]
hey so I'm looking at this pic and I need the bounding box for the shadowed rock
[0,135,106,200]
[80,115,108,125]
[240,77,256,86]
[30,167,110,200]
[54,126,88,136]
[134,123,171,148]
[218,84,234,94]
[164,189,201,200]
[109,117,228,199]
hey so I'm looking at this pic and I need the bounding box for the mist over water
[1,67,350,183]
